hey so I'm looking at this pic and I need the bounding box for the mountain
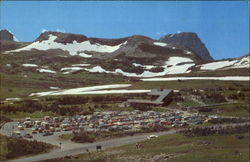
[4,31,204,77]
[1,31,248,78]
[0,29,28,51]
[159,32,213,61]
[0,29,14,41]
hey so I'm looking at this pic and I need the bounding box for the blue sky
[0,1,249,60]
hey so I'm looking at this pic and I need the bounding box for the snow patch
[166,57,193,65]
[71,64,90,67]
[6,34,127,57]
[66,89,150,95]
[22,64,38,67]
[184,51,192,55]
[37,68,56,74]
[5,98,22,101]
[14,36,19,42]
[153,42,167,47]
[141,76,250,81]
[61,67,84,74]
[50,87,60,90]
[30,84,132,96]
[132,63,155,70]
[84,66,110,73]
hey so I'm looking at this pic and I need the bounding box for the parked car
[43,131,53,136]
[55,128,61,132]
[24,133,33,138]
[11,131,22,138]
[32,130,38,134]
[38,128,44,133]
[147,135,159,140]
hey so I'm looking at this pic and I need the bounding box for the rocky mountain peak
[159,32,213,61]
[36,31,88,44]
[0,29,14,41]
[126,35,153,45]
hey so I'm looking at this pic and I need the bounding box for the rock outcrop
[159,32,213,61]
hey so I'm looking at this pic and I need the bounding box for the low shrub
[5,137,53,159]
[71,131,95,143]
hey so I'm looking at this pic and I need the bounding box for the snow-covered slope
[6,34,127,57]
[83,56,195,77]
[197,55,249,71]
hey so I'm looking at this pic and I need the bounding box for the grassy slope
[56,133,248,162]
[2,111,58,119]
[132,80,249,90]
[0,71,126,99]
[199,102,249,117]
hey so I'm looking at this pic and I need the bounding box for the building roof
[128,89,173,105]
[127,99,163,105]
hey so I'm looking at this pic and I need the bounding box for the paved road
[6,129,177,162]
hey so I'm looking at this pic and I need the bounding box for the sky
[0,1,249,60]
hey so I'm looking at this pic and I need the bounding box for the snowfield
[200,60,238,70]
[141,76,250,81]
[22,64,38,67]
[199,55,249,70]
[30,84,133,96]
[84,57,195,77]
[6,34,127,57]
[226,55,250,69]
[153,42,167,47]
[37,68,56,74]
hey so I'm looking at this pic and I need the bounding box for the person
[135,142,139,149]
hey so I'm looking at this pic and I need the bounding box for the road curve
[7,130,177,162]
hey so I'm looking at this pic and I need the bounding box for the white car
[147,135,159,140]
[17,125,24,130]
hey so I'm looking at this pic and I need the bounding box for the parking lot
[1,110,206,142]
